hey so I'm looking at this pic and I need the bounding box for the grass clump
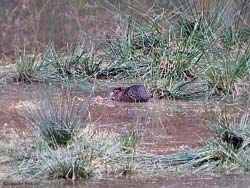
[12,87,141,181]
[221,27,250,48]
[37,43,100,80]
[17,55,38,83]
[16,126,141,181]
[207,58,248,97]
[16,43,102,86]
[172,113,250,173]
[18,127,108,180]
[25,85,89,147]
[121,129,140,151]
[126,113,250,175]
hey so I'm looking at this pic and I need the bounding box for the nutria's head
[110,87,126,101]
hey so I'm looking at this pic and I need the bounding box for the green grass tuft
[25,85,89,147]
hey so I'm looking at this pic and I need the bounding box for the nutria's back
[110,85,151,102]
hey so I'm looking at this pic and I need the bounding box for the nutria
[110,85,151,102]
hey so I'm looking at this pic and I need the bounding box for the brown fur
[110,85,151,102]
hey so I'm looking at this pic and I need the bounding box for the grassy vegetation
[16,43,101,87]
[10,104,250,182]
[25,85,90,147]
[6,87,141,181]
[13,1,250,102]
[17,127,140,180]
[181,113,250,173]
[6,86,250,181]
[16,55,37,83]
[124,113,250,175]
[98,4,250,100]
[2,0,250,184]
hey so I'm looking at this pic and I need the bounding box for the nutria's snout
[110,85,151,102]
[110,91,115,100]
[110,92,113,99]
[110,87,125,101]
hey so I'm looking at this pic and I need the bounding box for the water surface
[0,82,247,188]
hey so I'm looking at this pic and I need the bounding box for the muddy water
[0,82,247,188]
[2,174,250,188]
[89,99,213,154]
[77,175,250,188]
